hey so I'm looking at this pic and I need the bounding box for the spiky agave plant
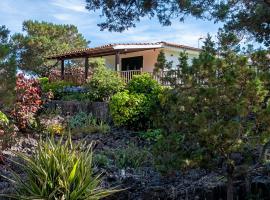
[3,136,119,199]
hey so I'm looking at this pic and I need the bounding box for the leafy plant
[138,129,162,142]
[0,111,9,126]
[152,132,203,174]
[0,111,15,163]
[67,112,110,134]
[46,123,65,135]
[85,58,125,101]
[93,153,110,168]
[154,36,270,199]
[110,74,162,129]
[39,78,76,100]
[110,143,152,169]
[3,136,118,199]
[12,74,42,131]
[109,90,147,127]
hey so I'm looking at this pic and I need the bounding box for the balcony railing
[48,68,184,85]
[118,70,142,83]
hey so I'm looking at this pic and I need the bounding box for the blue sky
[0,0,222,48]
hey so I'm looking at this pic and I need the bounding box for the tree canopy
[0,25,16,106]
[12,20,89,76]
[86,0,270,46]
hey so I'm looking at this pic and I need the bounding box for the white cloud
[50,0,88,13]
[53,13,73,21]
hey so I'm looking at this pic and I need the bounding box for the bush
[109,90,147,127]
[86,59,125,101]
[138,129,162,142]
[0,111,15,162]
[4,136,117,199]
[109,74,162,129]
[152,132,204,174]
[13,74,42,131]
[67,112,110,134]
[39,78,76,100]
[127,73,162,95]
[109,143,152,169]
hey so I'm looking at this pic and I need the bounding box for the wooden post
[115,51,120,71]
[61,59,65,80]
[85,57,89,81]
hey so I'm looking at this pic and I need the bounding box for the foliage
[93,153,110,168]
[138,129,162,143]
[86,59,125,101]
[154,50,172,73]
[0,25,16,106]
[109,90,147,127]
[39,78,76,100]
[127,73,162,95]
[3,136,117,199]
[12,20,88,76]
[110,143,152,169]
[67,112,110,134]
[0,111,9,126]
[85,0,270,46]
[154,37,270,199]
[0,110,15,162]
[46,123,65,135]
[110,74,162,128]
[61,93,89,101]
[12,74,42,131]
[152,132,203,174]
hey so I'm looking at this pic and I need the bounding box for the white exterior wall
[163,46,200,69]
[101,47,200,72]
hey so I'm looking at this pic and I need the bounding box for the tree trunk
[226,161,235,200]
[227,174,234,200]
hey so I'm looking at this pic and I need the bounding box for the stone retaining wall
[45,100,110,122]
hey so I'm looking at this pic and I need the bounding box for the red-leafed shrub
[13,74,42,131]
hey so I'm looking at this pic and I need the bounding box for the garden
[1,26,270,200]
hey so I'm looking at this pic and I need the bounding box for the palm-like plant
[3,136,118,199]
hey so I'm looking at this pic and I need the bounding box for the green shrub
[127,73,161,95]
[4,136,117,199]
[86,59,125,101]
[94,153,110,168]
[109,90,147,127]
[0,111,14,153]
[109,74,162,129]
[138,129,162,142]
[152,132,203,174]
[111,143,152,169]
[61,93,89,101]
[0,111,9,126]
[39,78,75,99]
[67,112,110,134]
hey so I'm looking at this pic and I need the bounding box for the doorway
[121,56,143,71]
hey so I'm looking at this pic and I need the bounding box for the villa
[47,41,201,83]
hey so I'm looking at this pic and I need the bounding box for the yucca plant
[3,136,118,199]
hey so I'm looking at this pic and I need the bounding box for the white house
[47,41,201,83]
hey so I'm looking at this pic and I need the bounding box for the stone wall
[45,100,110,122]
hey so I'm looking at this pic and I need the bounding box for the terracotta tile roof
[46,41,201,60]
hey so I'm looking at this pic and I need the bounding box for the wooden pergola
[46,43,162,81]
